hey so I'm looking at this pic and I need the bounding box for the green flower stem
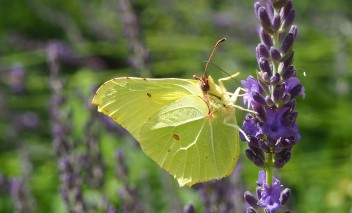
[266,152,274,186]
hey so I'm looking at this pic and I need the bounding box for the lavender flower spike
[257,171,282,212]
[244,171,291,213]
[242,0,304,212]
[242,0,303,166]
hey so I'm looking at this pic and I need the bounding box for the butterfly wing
[92,77,239,186]
[140,95,239,186]
[92,77,202,136]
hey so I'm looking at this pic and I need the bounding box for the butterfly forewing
[92,77,201,136]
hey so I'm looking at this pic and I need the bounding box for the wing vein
[209,121,220,177]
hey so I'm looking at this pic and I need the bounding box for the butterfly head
[193,74,210,92]
[194,38,226,93]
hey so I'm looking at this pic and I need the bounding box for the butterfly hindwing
[140,95,239,186]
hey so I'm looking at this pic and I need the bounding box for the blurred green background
[0,0,351,212]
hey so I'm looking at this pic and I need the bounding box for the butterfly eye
[201,80,210,92]
[200,76,210,92]
[194,75,210,92]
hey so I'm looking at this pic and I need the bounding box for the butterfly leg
[226,87,257,114]
[223,117,250,142]
[218,72,251,104]
[218,72,240,93]
[218,72,257,114]
[228,86,242,103]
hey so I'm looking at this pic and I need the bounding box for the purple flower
[285,77,305,99]
[241,114,260,141]
[257,171,282,213]
[244,171,291,213]
[241,76,261,108]
[242,106,300,144]
[260,107,299,141]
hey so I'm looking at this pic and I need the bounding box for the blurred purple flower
[9,65,25,93]
[20,112,39,129]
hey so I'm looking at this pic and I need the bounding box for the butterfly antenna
[207,62,233,78]
[203,38,226,77]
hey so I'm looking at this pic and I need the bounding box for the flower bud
[286,99,296,112]
[282,112,297,127]
[258,139,270,152]
[256,187,262,199]
[282,93,291,104]
[270,73,281,85]
[252,103,267,122]
[259,71,271,83]
[259,58,272,76]
[244,191,259,208]
[273,84,285,103]
[289,84,302,99]
[282,9,296,31]
[281,103,292,116]
[280,0,293,19]
[249,144,265,160]
[273,144,284,154]
[289,25,298,39]
[257,44,270,59]
[246,149,265,167]
[253,91,267,106]
[274,151,291,168]
[280,188,291,205]
[254,2,261,18]
[281,52,294,70]
[265,96,275,107]
[282,65,296,80]
[266,2,274,17]
[270,47,281,61]
[291,111,298,119]
[272,14,281,31]
[258,7,273,34]
[281,33,294,54]
[249,136,260,147]
[273,138,286,153]
[259,28,273,47]
[245,113,254,120]
[258,78,270,94]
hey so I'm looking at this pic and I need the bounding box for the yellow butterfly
[92,38,248,186]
